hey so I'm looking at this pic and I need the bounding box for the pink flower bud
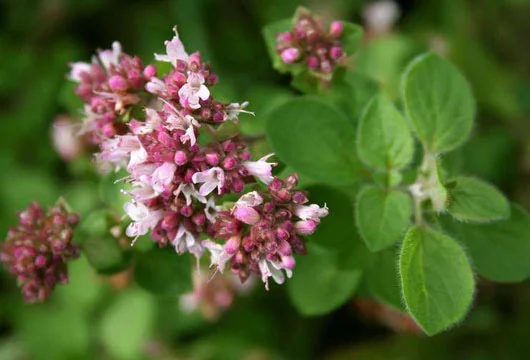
[143,64,157,79]
[306,56,319,69]
[276,228,290,241]
[205,152,221,166]
[281,48,300,64]
[174,150,189,165]
[330,46,344,60]
[329,21,344,38]
[282,255,295,270]
[278,240,292,256]
[225,236,240,254]
[277,31,293,44]
[294,220,317,235]
[222,156,237,170]
[108,75,128,91]
[233,206,260,225]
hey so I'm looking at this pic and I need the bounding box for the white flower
[174,183,206,205]
[191,167,225,196]
[151,162,176,194]
[164,103,200,146]
[172,224,202,257]
[98,41,122,70]
[124,201,163,238]
[242,154,276,184]
[234,191,263,208]
[225,101,254,122]
[178,72,210,110]
[68,62,92,82]
[202,240,233,273]
[98,135,146,171]
[128,181,157,202]
[154,26,189,65]
[145,77,167,95]
[258,259,292,291]
[204,196,218,223]
[363,0,400,34]
[293,204,329,222]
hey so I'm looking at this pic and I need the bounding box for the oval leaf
[356,186,412,252]
[365,248,405,311]
[441,205,530,282]
[399,226,475,335]
[447,176,509,223]
[134,248,192,296]
[357,95,414,170]
[402,53,476,153]
[341,22,364,55]
[287,243,362,316]
[266,97,361,184]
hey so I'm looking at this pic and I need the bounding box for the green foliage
[401,53,476,153]
[399,227,475,335]
[356,186,412,252]
[134,248,192,296]
[266,97,362,185]
[357,95,414,170]
[287,243,362,316]
[446,176,510,223]
[365,248,405,311]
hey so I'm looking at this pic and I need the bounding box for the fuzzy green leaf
[365,248,405,311]
[266,97,362,185]
[357,95,414,170]
[399,226,475,335]
[447,176,510,223]
[402,53,476,153]
[356,186,412,252]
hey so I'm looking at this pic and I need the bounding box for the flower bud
[330,46,344,60]
[233,206,260,225]
[281,255,296,270]
[306,56,319,69]
[225,236,240,254]
[143,64,157,79]
[329,21,344,38]
[174,150,189,165]
[108,75,128,91]
[281,48,300,64]
[294,220,317,235]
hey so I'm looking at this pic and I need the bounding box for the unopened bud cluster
[0,202,80,302]
[276,9,346,76]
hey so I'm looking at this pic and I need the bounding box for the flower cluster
[276,9,346,77]
[69,42,157,144]
[0,202,80,302]
[204,175,328,289]
[69,25,328,289]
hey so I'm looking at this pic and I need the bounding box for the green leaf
[99,288,155,360]
[357,95,414,170]
[446,176,510,223]
[401,53,476,153]
[266,97,362,185]
[356,186,412,252]
[262,19,294,74]
[340,22,364,56]
[134,248,192,296]
[399,226,475,335]
[305,185,370,270]
[287,243,362,316]
[79,211,131,275]
[365,248,405,311]
[441,205,530,282]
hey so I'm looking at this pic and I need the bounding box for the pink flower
[68,62,92,82]
[98,42,122,70]
[329,21,344,38]
[124,201,163,237]
[127,181,157,202]
[233,206,260,225]
[154,26,189,65]
[192,167,225,196]
[173,224,202,256]
[235,191,263,207]
[151,162,177,194]
[52,116,84,161]
[294,220,317,235]
[174,183,206,206]
[294,204,329,222]
[178,72,210,109]
[145,77,167,95]
[242,154,276,184]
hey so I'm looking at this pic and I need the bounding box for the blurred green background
[1,0,530,359]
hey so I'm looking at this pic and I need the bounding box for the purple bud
[180,206,193,217]
[231,178,245,193]
[212,111,225,122]
[35,255,47,268]
[292,191,308,204]
[281,48,300,64]
[174,150,188,165]
[222,156,237,170]
[330,46,344,60]
[108,75,128,91]
[306,56,319,69]
[277,31,293,44]
[329,21,344,38]
[143,64,157,79]
[205,152,221,166]
[294,220,317,235]
[276,228,290,241]
[233,206,260,225]
[278,240,292,256]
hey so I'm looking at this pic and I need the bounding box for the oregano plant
[1,4,529,344]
